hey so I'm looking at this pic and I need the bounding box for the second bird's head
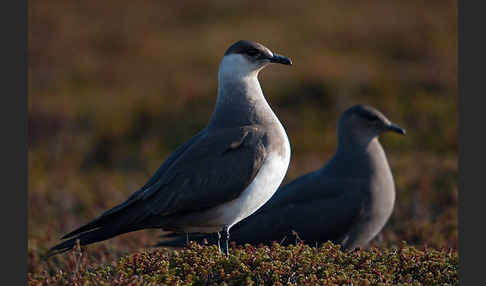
[338,105,406,147]
[220,40,292,77]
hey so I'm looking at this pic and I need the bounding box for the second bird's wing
[156,176,367,247]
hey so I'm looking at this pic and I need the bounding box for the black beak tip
[270,54,292,66]
[283,56,293,65]
[389,124,406,135]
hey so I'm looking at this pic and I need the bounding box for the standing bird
[47,40,292,256]
[158,105,405,250]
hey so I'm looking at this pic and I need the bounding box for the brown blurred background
[28,0,457,274]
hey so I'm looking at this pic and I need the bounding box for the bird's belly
[227,152,290,227]
[179,119,291,234]
[346,183,396,249]
[186,148,290,233]
[368,186,395,233]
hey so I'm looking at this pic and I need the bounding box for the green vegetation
[29,242,457,285]
[29,0,457,283]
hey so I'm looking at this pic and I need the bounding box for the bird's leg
[221,226,230,256]
[216,232,222,253]
[186,233,189,247]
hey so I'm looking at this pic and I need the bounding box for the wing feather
[61,126,268,240]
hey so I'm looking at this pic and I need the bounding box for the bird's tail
[46,226,138,257]
[46,197,157,257]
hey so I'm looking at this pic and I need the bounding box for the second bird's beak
[269,53,292,65]
[387,123,406,135]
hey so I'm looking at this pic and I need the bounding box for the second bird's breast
[356,166,396,247]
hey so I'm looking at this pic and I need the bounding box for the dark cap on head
[342,105,406,135]
[225,40,270,56]
[224,40,292,65]
[344,105,387,121]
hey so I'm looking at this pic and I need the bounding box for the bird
[47,40,292,257]
[157,104,405,250]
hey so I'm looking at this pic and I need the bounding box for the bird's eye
[360,113,380,122]
[246,49,260,56]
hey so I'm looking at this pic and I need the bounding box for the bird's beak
[386,123,406,135]
[269,53,292,65]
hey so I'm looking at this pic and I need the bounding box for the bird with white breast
[158,105,405,250]
[47,40,292,257]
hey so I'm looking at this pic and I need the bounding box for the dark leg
[221,226,230,256]
[186,233,189,246]
[216,232,221,253]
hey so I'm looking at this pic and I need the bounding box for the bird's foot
[216,232,222,253]
[221,226,230,256]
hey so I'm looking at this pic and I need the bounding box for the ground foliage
[29,242,457,285]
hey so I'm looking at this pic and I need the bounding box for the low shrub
[29,241,457,285]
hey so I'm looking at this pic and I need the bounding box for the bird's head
[220,40,292,77]
[338,104,405,146]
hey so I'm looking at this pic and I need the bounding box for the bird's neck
[336,127,375,152]
[209,67,276,128]
[325,137,390,179]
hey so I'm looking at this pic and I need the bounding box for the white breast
[224,149,290,229]
[186,129,291,233]
[221,121,291,229]
[201,90,292,231]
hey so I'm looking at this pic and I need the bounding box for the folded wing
[48,126,267,256]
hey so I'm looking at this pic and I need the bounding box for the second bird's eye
[247,49,260,56]
[360,113,380,122]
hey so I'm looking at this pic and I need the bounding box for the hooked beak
[386,123,406,135]
[269,53,292,65]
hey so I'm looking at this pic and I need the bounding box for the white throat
[209,54,274,128]
[216,54,265,104]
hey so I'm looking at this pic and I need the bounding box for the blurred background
[28,0,457,274]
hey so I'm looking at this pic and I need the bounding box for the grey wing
[257,171,326,210]
[138,126,267,218]
[157,177,367,247]
[229,178,367,246]
[61,128,208,239]
[62,126,267,239]
[99,129,209,217]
